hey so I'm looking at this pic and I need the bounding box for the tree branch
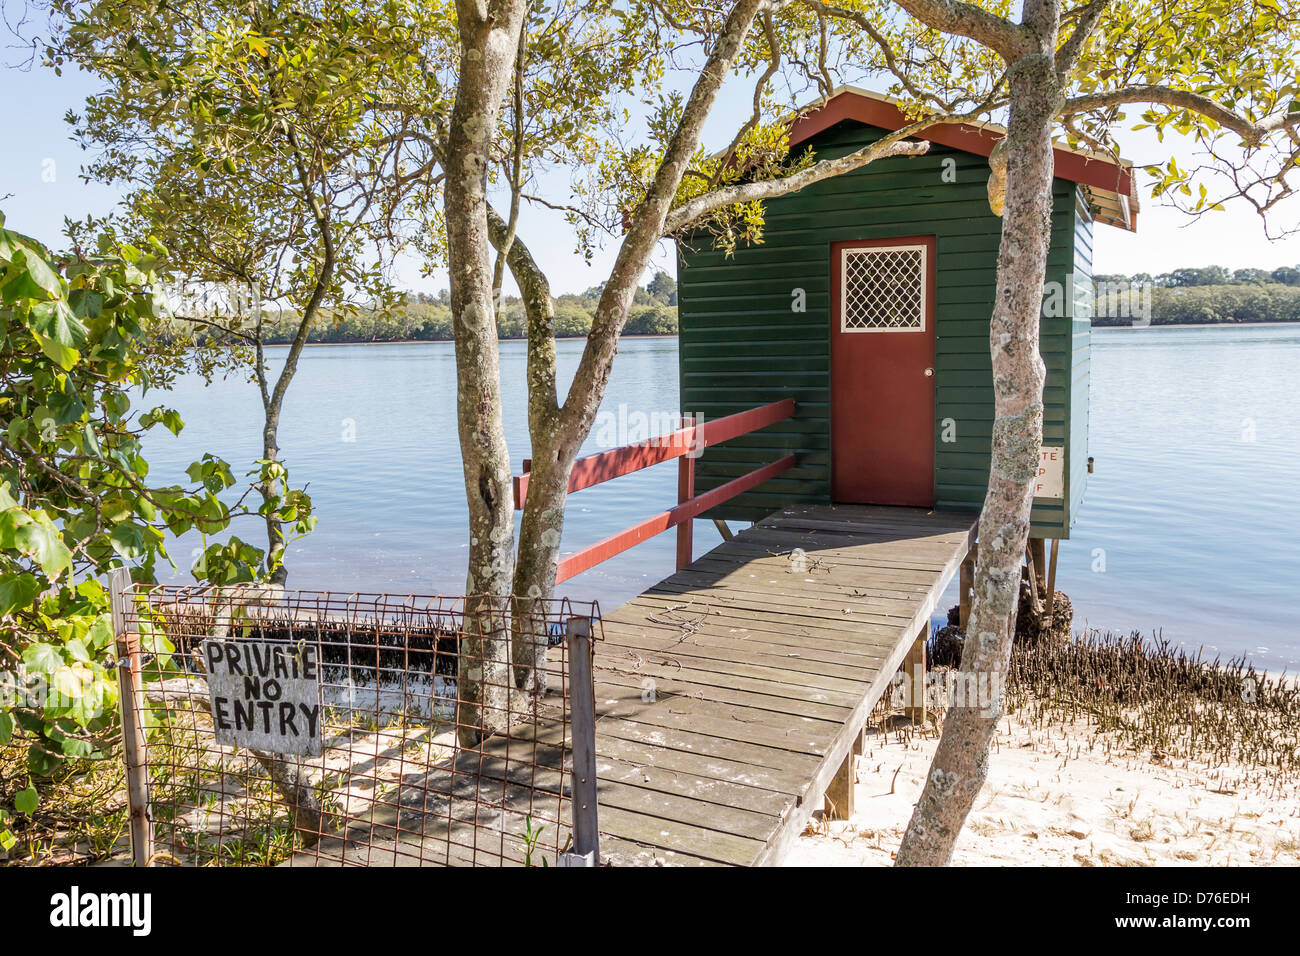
[1054,0,1112,73]
[665,134,931,234]
[559,0,767,441]
[1061,87,1300,147]
[485,204,559,422]
[801,0,942,107]
[889,0,1029,61]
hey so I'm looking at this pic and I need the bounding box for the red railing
[513,399,796,584]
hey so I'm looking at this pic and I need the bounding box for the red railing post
[676,416,695,570]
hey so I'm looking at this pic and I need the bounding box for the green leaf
[109,521,147,558]
[46,386,87,425]
[84,615,115,653]
[0,711,12,744]
[34,333,80,371]
[52,664,91,700]
[60,736,93,759]
[143,406,184,436]
[14,518,72,578]
[68,288,104,319]
[21,642,61,675]
[14,785,38,815]
[0,573,41,615]
[1,247,61,303]
[30,299,88,349]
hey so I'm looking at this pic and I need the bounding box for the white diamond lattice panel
[840,245,927,332]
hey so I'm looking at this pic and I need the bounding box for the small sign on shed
[202,640,323,756]
[1034,446,1065,500]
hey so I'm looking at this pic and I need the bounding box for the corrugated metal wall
[677,120,1088,537]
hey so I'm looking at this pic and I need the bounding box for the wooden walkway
[590,503,975,866]
[290,503,975,867]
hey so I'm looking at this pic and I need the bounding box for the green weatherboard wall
[676,120,1094,538]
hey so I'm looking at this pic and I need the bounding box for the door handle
[924,367,935,377]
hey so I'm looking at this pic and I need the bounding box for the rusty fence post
[110,568,154,867]
[560,616,599,867]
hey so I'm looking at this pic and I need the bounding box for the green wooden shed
[676,87,1139,540]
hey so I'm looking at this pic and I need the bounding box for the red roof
[789,88,1139,232]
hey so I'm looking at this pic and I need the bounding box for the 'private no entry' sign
[202,640,323,756]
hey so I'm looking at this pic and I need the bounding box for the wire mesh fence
[114,581,601,867]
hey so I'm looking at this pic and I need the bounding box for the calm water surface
[145,326,1300,672]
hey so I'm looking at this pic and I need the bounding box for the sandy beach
[788,706,1300,867]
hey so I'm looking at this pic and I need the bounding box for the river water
[144,325,1300,672]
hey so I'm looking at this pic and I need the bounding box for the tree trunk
[261,413,288,586]
[895,31,1060,866]
[511,445,571,692]
[444,0,530,745]
[494,3,765,696]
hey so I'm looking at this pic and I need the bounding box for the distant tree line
[262,271,679,344]
[1093,264,1300,327]
[251,261,1300,338]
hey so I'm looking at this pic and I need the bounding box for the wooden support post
[824,747,856,821]
[904,624,927,724]
[676,417,696,570]
[110,568,154,867]
[712,518,733,541]
[1028,537,1047,592]
[1045,537,1060,623]
[1024,542,1043,619]
[563,616,599,866]
[959,543,976,631]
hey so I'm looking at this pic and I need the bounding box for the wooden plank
[632,587,914,637]
[650,577,933,627]
[591,682,839,757]
[663,558,942,607]
[499,717,814,796]
[601,613,900,668]
[594,631,877,697]
[638,579,926,630]
[590,714,823,778]
[593,652,864,712]
[611,600,910,657]
[627,589,920,642]
[593,676,842,742]
[646,567,942,614]
[592,665,853,724]
[740,523,974,549]
[600,620,896,683]
[590,777,780,842]
[595,750,793,817]
[595,805,766,866]
[758,510,976,532]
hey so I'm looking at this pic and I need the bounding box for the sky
[2,50,1297,296]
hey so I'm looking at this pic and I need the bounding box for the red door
[830,236,937,507]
